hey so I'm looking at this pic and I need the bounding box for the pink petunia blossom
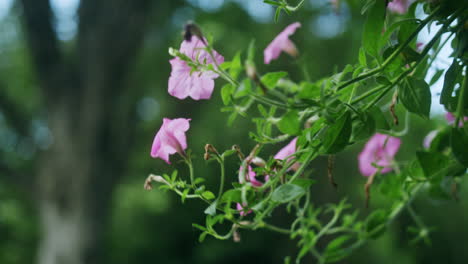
[445,112,468,127]
[264,22,301,64]
[168,36,224,100]
[423,130,438,149]
[358,133,401,177]
[236,203,252,216]
[387,0,413,14]
[151,118,191,164]
[274,137,300,171]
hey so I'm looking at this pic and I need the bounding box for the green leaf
[221,83,234,105]
[358,47,367,67]
[271,184,306,203]
[290,178,316,189]
[198,231,209,242]
[322,111,352,154]
[261,71,288,90]
[451,128,468,167]
[416,151,464,179]
[440,60,461,111]
[298,81,321,99]
[277,110,300,135]
[368,106,390,130]
[204,200,218,216]
[202,191,216,200]
[362,0,385,57]
[365,209,388,239]
[399,77,431,119]
[376,75,391,86]
[234,79,252,98]
[229,52,242,80]
[220,189,242,203]
[429,69,444,86]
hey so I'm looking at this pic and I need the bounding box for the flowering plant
[145,1,468,263]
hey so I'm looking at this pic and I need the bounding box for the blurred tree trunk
[18,0,155,263]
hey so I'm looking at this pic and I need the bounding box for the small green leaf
[399,77,431,119]
[451,128,468,167]
[221,83,234,105]
[204,200,218,216]
[229,52,242,80]
[277,110,300,135]
[202,191,216,200]
[271,184,306,203]
[198,231,209,242]
[261,71,288,90]
[429,69,444,86]
[322,111,352,154]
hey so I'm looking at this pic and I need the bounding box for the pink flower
[445,112,468,127]
[423,130,438,149]
[387,0,412,14]
[274,137,300,171]
[264,22,301,64]
[168,36,224,100]
[150,118,191,164]
[358,133,401,177]
[236,203,252,216]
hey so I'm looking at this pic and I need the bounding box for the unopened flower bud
[144,174,168,190]
[245,61,257,80]
[251,156,266,167]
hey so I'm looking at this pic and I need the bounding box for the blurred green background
[0,0,467,263]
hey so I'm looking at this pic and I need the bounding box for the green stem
[285,0,305,12]
[263,223,292,234]
[336,6,442,91]
[217,157,225,199]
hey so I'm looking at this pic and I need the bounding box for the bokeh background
[0,0,467,263]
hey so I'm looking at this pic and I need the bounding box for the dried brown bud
[144,174,168,191]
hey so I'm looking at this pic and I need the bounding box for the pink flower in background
[358,133,401,177]
[236,203,252,216]
[423,130,438,149]
[445,112,468,127]
[264,22,301,64]
[168,36,224,100]
[274,137,300,171]
[151,118,191,164]
[387,0,413,14]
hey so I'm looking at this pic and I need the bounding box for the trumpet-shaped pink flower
[358,133,401,177]
[264,22,301,64]
[168,36,224,100]
[445,112,468,127]
[387,0,412,14]
[274,137,300,171]
[151,118,191,164]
